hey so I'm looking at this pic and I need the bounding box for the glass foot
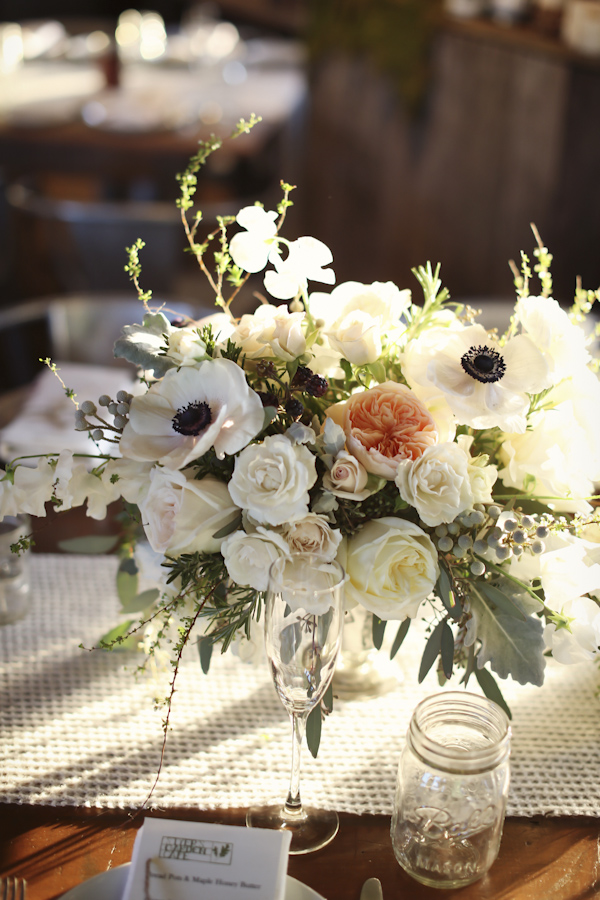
[246,804,339,854]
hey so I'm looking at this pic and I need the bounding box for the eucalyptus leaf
[117,557,139,607]
[198,636,214,674]
[475,667,513,720]
[306,704,322,758]
[262,406,278,429]
[322,681,334,714]
[98,619,136,649]
[465,583,546,686]
[436,566,461,621]
[440,620,454,680]
[390,618,410,660]
[418,619,445,683]
[113,313,176,377]
[120,588,160,613]
[58,535,119,554]
[212,513,243,541]
[372,615,387,650]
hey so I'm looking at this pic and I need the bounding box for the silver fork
[0,878,27,900]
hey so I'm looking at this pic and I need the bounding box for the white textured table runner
[1,555,599,817]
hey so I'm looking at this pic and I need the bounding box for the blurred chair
[6,180,187,297]
[0,293,213,390]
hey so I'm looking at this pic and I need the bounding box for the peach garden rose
[326,381,438,480]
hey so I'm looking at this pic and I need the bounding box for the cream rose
[322,450,370,501]
[228,434,317,526]
[281,514,342,561]
[227,304,306,361]
[327,382,438,480]
[455,435,497,504]
[345,516,439,619]
[395,442,474,527]
[221,527,290,592]
[326,309,382,365]
[139,467,238,556]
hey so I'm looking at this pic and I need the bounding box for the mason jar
[391,691,511,889]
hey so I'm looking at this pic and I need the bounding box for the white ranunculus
[229,205,279,273]
[345,516,439,619]
[264,236,335,301]
[544,596,600,664]
[281,514,342,561]
[166,325,208,366]
[309,280,411,330]
[395,442,474,527]
[456,434,498,504]
[516,295,590,380]
[228,433,317,526]
[401,323,550,433]
[322,450,370,501]
[221,526,289,591]
[140,467,238,555]
[119,357,265,470]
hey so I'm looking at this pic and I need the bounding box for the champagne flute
[246,552,345,854]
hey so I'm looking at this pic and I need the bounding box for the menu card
[122,817,291,900]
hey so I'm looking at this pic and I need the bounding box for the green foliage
[390,618,410,660]
[113,313,176,377]
[306,702,322,758]
[371,614,387,650]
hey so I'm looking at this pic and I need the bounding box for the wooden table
[1,806,599,899]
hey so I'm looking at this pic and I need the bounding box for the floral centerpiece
[2,120,600,736]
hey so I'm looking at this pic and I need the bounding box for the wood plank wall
[304,25,600,306]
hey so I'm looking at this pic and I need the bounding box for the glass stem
[284,711,307,817]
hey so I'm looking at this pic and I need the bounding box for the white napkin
[0,361,135,463]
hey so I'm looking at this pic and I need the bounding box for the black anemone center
[172,400,212,436]
[460,345,506,384]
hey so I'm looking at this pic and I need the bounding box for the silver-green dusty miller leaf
[464,580,546,686]
[113,312,176,377]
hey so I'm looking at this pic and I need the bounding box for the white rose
[456,435,497,504]
[345,516,439,619]
[395,442,473,527]
[221,526,289,591]
[228,434,317,526]
[323,450,370,501]
[309,280,411,330]
[281,514,342,561]
[167,326,208,366]
[265,306,306,361]
[326,309,382,365]
[140,467,238,555]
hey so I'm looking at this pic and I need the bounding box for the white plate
[59,862,326,900]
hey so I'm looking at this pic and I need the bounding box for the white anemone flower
[229,205,279,273]
[119,357,265,469]
[264,236,335,301]
[402,324,550,433]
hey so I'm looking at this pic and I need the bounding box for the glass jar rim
[407,690,511,773]
[268,553,346,596]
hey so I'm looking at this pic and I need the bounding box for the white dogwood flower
[229,205,279,273]
[264,236,335,301]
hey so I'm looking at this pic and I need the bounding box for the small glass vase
[391,691,511,889]
[333,606,399,700]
